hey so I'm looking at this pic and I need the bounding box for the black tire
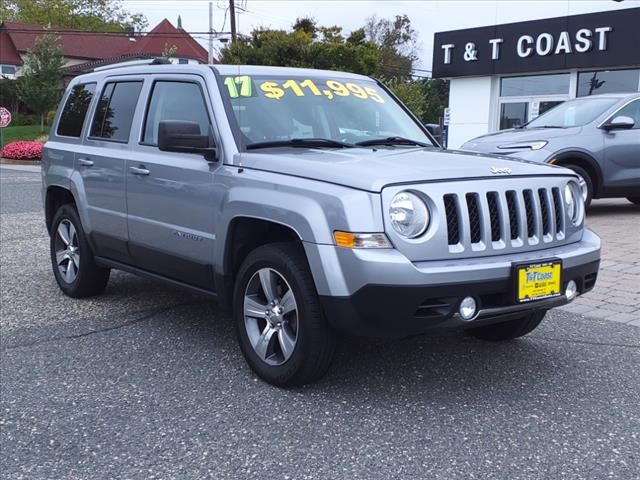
[468,310,547,342]
[50,204,110,298]
[627,197,640,205]
[563,164,593,207]
[233,242,336,387]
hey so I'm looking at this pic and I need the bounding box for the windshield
[218,73,434,149]
[526,97,620,128]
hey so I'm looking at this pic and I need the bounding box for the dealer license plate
[515,261,562,303]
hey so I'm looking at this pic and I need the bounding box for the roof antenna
[177,15,182,29]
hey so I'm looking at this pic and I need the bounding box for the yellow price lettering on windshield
[257,79,385,103]
[224,75,252,98]
[260,81,285,99]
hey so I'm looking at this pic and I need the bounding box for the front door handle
[77,158,93,167]
[129,166,150,176]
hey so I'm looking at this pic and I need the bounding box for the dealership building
[432,7,640,148]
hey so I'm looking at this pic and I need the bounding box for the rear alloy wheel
[627,197,640,205]
[50,204,110,298]
[468,310,547,342]
[233,243,336,387]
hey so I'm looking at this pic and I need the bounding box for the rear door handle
[129,166,150,176]
[77,158,93,167]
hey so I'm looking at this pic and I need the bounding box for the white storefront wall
[447,68,640,149]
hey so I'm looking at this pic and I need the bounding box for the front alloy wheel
[233,243,336,387]
[243,268,299,366]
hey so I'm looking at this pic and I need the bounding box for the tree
[220,17,381,76]
[386,78,426,121]
[1,0,147,33]
[364,14,418,79]
[17,33,64,131]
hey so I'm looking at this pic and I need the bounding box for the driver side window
[143,81,212,145]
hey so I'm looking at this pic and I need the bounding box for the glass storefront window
[500,74,570,97]
[500,102,528,129]
[577,69,640,97]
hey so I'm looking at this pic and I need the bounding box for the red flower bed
[1,141,44,160]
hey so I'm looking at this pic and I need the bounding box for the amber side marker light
[333,231,392,249]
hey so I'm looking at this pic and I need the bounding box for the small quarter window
[143,81,211,145]
[90,81,143,142]
[57,83,96,138]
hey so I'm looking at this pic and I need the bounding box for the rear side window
[143,81,211,145]
[57,83,96,137]
[90,81,143,142]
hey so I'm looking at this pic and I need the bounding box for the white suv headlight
[564,182,583,225]
[389,191,429,238]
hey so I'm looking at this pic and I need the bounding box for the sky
[122,0,640,74]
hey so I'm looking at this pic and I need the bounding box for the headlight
[564,182,582,225]
[497,141,548,150]
[389,191,429,238]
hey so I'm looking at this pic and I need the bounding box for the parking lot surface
[560,199,640,325]
[1,166,639,480]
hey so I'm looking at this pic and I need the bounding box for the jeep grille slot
[486,192,501,242]
[505,191,519,240]
[523,189,536,238]
[443,194,460,245]
[465,193,482,244]
[538,188,551,236]
[552,187,564,235]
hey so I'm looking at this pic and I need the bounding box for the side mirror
[602,115,635,131]
[158,120,217,159]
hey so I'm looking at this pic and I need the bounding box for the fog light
[565,280,578,301]
[459,296,477,320]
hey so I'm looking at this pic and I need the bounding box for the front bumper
[305,228,600,338]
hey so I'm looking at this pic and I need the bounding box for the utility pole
[208,1,214,64]
[229,0,237,43]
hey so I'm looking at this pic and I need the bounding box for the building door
[498,97,568,130]
[497,73,571,130]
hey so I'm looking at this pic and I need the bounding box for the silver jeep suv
[462,93,640,206]
[43,62,600,386]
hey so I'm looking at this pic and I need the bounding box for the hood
[238,147,567,192]
[462,127,580,154]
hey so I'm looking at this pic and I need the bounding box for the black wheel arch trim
[548,151,603,195]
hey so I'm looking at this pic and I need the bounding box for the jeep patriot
[43,62,601,386]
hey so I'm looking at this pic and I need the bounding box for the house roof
[0,19,209,65]
[2,22,133,60]
[0,30,23,65]
[125,19,208,62]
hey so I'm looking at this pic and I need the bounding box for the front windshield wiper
[522,125,565,129]
[246,138,355,150]
[355,136,432,148]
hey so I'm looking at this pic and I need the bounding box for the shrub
[1,141,44,160]
[11,114,41,126]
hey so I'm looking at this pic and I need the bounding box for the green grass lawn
[1,125,50,148]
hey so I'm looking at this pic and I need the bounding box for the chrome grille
[445,185,565,249]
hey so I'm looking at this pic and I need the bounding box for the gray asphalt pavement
[1,166,639,480]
